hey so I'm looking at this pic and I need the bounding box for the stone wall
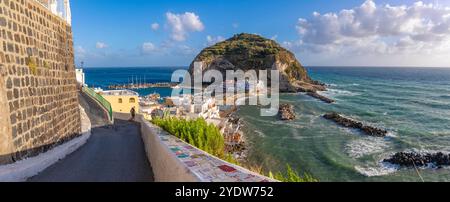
[0,0,80,165]
[0,67,13,164]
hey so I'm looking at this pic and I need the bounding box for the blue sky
[71,0,450,67]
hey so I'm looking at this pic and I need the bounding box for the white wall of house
[36,0,71,25]
[75,69,85,85]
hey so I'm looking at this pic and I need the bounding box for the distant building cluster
[86,75,271,152]
[164,95,220,120]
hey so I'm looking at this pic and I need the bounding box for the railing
[82,87,113,122]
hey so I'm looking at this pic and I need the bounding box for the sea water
[84,66,450,182]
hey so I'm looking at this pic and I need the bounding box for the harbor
[108,82,179,90]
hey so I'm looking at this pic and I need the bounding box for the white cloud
[206,35,226,46]
[141,42,157,54]
[292,0,450,64]
[75,46,86,55]
[75,46,87,58]
[166,12,205,41]
[151,23,160,31]
[232,23,239,29]
[140,41,197,56]
[96,42,108,49]
[176,45,197,55]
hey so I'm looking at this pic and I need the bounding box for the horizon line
[79,65,450,69]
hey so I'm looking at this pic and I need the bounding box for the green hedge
[152,117,225,158]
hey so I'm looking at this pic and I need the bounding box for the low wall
[0,106,91,182]
[115,112,274,182]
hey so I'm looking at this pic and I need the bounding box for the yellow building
[101,90,140,113]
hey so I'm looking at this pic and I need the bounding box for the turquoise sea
[84,66,450,182]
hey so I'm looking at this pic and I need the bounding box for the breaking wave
[320,88,361,97]
[355,163,399,177]
[345,137,391,159]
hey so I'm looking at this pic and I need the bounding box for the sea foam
[345,137,390,159]
[320,88,361,98]
[355,163,399,177]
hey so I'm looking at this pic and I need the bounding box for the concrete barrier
[114,112,275,182]
[140,117,199,182]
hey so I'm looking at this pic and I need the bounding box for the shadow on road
[28,119,154,182]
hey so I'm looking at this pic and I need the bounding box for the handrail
[82,87,113,122]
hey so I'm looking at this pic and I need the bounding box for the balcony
[35,0,72,25]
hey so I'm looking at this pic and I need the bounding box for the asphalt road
[78,91,111,128]
[28,119,154,182]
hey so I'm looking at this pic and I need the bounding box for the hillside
[189,33,326,92]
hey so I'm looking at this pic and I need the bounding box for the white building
[75,69,85,86]
[36,0,72,25]
[165,95,220,120]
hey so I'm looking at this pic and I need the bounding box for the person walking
[129,106,136,122]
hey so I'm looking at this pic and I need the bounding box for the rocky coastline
[223,109,249,161]
[383,152,450,168]
[323,112,388,137]
[307,92,335,104]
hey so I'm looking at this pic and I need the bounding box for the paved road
[29,119,154,182]
[78,91,111,128]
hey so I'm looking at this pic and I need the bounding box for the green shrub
[270,164,319,182]
[152,117,225,158]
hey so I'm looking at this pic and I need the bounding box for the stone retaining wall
[0,0,80,165]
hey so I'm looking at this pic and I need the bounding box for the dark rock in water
[279,104,296,121]
[307,92,335,104]
[323,112,387,137]
[384,152,450,168]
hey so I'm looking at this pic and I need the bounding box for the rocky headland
[188,33,328,96]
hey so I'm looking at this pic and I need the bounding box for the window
[129,98,136,103]
[118,98,123,103]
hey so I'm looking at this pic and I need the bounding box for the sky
[71,0,450,68]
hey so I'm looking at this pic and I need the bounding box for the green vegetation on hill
[198,33,283,62]
[190,33,312,84]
